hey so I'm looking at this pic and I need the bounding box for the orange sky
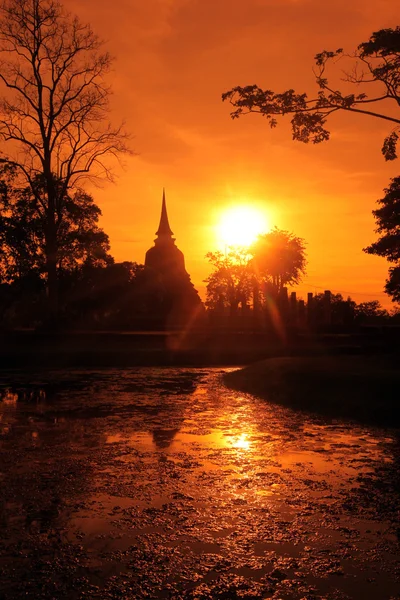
[68,0,399,306]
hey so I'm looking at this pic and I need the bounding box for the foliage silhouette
[252,227,307,294]
[364,177,400,302]
[0,260,152,329]
[205,247,254,313]
[205,228,306,311]
[311,292,355,327]
[355,300,389,322]
[59,261,146,329]
[0,0,130,317]
[223,27,400,160]
[0,168,112,283]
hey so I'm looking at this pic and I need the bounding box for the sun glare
[217,205,269,247]
[231,433,251,451]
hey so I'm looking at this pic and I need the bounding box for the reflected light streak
[265,295,287,343]
[229,433,251,451]
[1,390,18,405]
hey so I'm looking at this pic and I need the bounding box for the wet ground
[0,368,399,599]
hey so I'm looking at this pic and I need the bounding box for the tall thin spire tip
[156,188,174,238]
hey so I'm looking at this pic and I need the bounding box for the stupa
[144,190,202,328]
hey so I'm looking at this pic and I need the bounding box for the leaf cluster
[204,228,307,310]
[223,27,400,160]
[0,170,112,282]
[252,227,307,288]
[364,176,400,262]
[204,247,254,310]
[363,176,400,302]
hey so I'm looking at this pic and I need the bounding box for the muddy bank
[224,355,400,427]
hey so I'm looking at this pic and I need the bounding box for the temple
[144,190,202,329]
[145,189,186,276]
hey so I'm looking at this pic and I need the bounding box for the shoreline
[224,354,400,428]
[1,328,399,368]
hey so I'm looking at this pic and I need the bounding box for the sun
[217,205,269,247]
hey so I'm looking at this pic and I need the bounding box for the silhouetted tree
[385,267,400,302]
[0,170,112,283]
[252,227,307,294]
[364,177,400,302]
[60,261,146,328]
[205,247,254,314]
[312,292,356,327]
[390,305,400,321]
[0,0,130,318]
[355,300,389,323]
[223,27,400,160]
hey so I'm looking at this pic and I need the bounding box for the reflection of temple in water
[151,428,181,449]
[144,190,203,329]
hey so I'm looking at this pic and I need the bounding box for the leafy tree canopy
[0,168,113,282]
[223,27,400,160]
[364,176,400,301]
[355,300,389,320]
[252,227,307,293]
[205,228,306,310]
[204,247,254,312]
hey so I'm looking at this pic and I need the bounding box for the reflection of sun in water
[217,205,269,247]
[230,433,251,451]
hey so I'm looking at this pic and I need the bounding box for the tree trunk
[44,182,59,324]
[45,224,58,323]
[229,299,239,316]
[272,275,279,295]
[253,280,260,312]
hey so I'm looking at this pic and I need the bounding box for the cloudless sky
[68,0,399,305]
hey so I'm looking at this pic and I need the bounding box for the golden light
[217,205,269,247]
[2,391,18,405]
[230,433,251,451]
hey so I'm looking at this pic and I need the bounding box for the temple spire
[156,188,174,238]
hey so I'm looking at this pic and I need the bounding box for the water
[0,368,399,599]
